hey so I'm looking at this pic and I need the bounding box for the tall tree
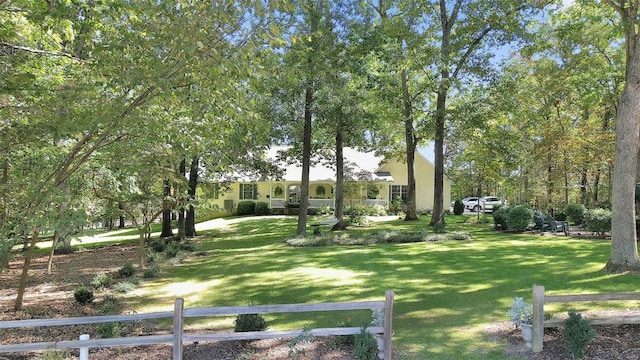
[605,0,640,272]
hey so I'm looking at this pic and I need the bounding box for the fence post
[532,284,545,353]
[173,298,184,360]
[79,334,90,360]
[383,290,394,360]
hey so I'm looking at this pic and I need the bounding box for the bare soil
[2,242,640,359]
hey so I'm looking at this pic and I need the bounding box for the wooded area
[2,0,640,311]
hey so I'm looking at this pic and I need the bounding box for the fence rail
[0,290,394,360]
[532,284,640,353]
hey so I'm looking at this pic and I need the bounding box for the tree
[605,0,640,272]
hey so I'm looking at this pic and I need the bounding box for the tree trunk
[430,87,447,225]
[401,68,419,221]
[176,158,186,241]
[160,179,174,238]
[186,156,199,238]
[607,37,640,272]
[15,226,39,310]
[297,81,313,236]
[332,129,347,231]
[118,201,126,229]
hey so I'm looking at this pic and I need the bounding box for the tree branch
[0,42,82,62]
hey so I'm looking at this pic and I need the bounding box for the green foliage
[117,262,136,278]
[165,243,180,258]
[234,310,268,333]
[585,208,611,238]
[237,201,257,216]
[565,204,586,225]
[37,349,72,360]
[97,322,121,338]
[73,285,94,304]
[150,239,167,252]
[432,222,446,234]
[146,250,164,264]
[143,266,160,279]
[255,202,270,216]
[509,297,532,327]
[453,200,465,215]
[100,295,121,315]
[353,327,378,360]
[288,326,315,358]
[506,205,534,232]
[563,311,596,359]
[493,205,510,230]
[114,281,137,294]
[554,211,567,221]
[91,272,113,289]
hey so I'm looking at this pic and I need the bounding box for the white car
[466,196,508,212]
[451,197,479,209]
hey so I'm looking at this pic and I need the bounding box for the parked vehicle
[451,197,479,209]
[466,196,508,212]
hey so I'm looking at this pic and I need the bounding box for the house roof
[242,146,393,183]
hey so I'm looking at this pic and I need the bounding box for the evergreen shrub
[563,311,596,359]
[73,285,94,304]
[585,208,611,238]
[453,200,465,215]
[565,204,586,225]
[234,311,268,332]
[353,327,378,360]
[237,201,256,216]
[506,205,533,232]
[255,201,270,215]
[493,205,510,230]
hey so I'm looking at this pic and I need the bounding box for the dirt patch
[488,320,640,359]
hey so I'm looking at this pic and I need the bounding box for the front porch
[267,182,389,210]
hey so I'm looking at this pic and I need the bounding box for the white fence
[0,290,395,359]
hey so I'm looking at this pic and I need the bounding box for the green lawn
[122,215,639,359]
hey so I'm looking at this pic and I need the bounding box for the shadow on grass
[125,214,636,359]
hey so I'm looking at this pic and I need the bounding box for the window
[389,185,408,202]
[240,183,258,200]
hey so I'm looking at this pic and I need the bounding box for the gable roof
[235,146,393,183]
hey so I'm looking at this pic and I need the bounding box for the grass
[117,214,639,359]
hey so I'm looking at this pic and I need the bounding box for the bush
[506,205,534,232]
[91,272,113,289]
[150,239,167,252]
[237,201,256,216]
[554,211,567,221]
[493,205,510,231]
[165,243,180,258]
[353,326,378,360]
[97,322,121,338]
[255,201,270,216]
[117,262,135,278]
[143,266,160,279]
[114,281,137,294]
[234,312,268,332]
[73,285,94,304]
[563,311,596,359]
[585,208,611,238]
[565,204,586,225]
[100,295,121,315]
[453,200,465,215]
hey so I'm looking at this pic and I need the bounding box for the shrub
[506,205,534,232]
[554,211,567,221]
[234,310,268,332]
[237,201,256,216]
[117,262,135,278]
[91,272,113,289]
[74,285,94,304]
[565,204,586,225]
[150,239,167,252]
[563,311,596,359]
[353,326,378,360]
[38,349,72,360]
[585,208,611,238]
[97,322,121,338]
[143,266,160,279]
[100,295,121,315]
[147,249,164,264]
[114,280,137,294]
[453,200,465,215]
[255,201,270,216]
[165,243,180,258]
[493,205,510,230]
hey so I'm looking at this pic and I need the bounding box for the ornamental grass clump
[563,311,596,359]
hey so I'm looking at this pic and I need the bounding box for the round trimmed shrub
[506,205,534,232]
[74,285,94,304]
[234,313,268,332]
[493,205,510,230]
[255,201,270,216]
[565,204,586,225]
[453,200,465,215]
[237,201,256,216]
[585,208,611,238]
